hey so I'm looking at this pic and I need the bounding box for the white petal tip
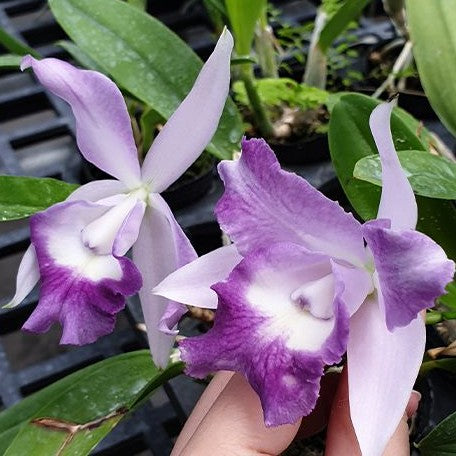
[218,27,234,50]
[20,55,33,72]
[3,300,18,309]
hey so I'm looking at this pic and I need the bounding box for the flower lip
[26,200,142,345]
[179,242,350,426]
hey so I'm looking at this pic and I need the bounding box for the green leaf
[328,93,456,260]
[225,0,265,56]
[416,410,456,455]
[0,55,22,69]
[0,28,39,57]
[231,55,257,65]
[420,358,456,376]
[439,281,456,310]
[49,0,242,160]
[406,0,456,138]
[56,40,104,71]
[354,150,456,200]
[0,351,183,455]
[414,197,456,261]
[328,93,428,220]
[0,176,78,221]
[318,0,371,53]
[126,0,146,10]
[425,310,456,325]
[233,78,328,111]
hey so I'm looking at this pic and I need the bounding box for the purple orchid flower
[154,102,454,455]
[8,29,234,368]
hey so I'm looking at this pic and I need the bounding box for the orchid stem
[373,41,413,99]
[254,11,279,79]
[382,0,408,37]
[303,9,328,89]
[240,65,275,138]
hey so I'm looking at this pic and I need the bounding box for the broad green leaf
[0,55,22,69]
[354,150,456,200]
[414,197,456,261]
[328,93,428,219]
[1,351,183,455]
[328,93,456,260]
[420,358,456,376]
[0,176,78,221]
[225,0,265,56]
[416,410,456,455]
[318,0,371,53]
[49,0,242,160]
[126,0,146,10]
[0,28,39,57]
[406,0,456,138]
[56,40,103,71]
[439,281,456,310]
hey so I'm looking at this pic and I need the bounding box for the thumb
[177,373,301,456]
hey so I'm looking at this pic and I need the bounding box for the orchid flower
[8,29,234,368]
[154,102,454,455]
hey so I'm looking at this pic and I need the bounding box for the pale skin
[171,368,421,456]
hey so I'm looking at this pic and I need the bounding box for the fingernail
[406,390,422,419]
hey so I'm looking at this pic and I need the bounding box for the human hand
[171,368,420,456]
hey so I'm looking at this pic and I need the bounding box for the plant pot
[80,160,110,183]
[356,38,438,119]
[268,133,330,166]
[186,221,223,256]
[162,159,215,211]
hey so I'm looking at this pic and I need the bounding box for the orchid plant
[7,29,234,368]
[0,0,455,454]
[221,0,372,143]
[154,102,454,455]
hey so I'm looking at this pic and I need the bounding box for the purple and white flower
[154,102,454,455]
[8,29,234,367]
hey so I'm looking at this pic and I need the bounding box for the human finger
[178,373,301,456]
[171,371,234,455]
